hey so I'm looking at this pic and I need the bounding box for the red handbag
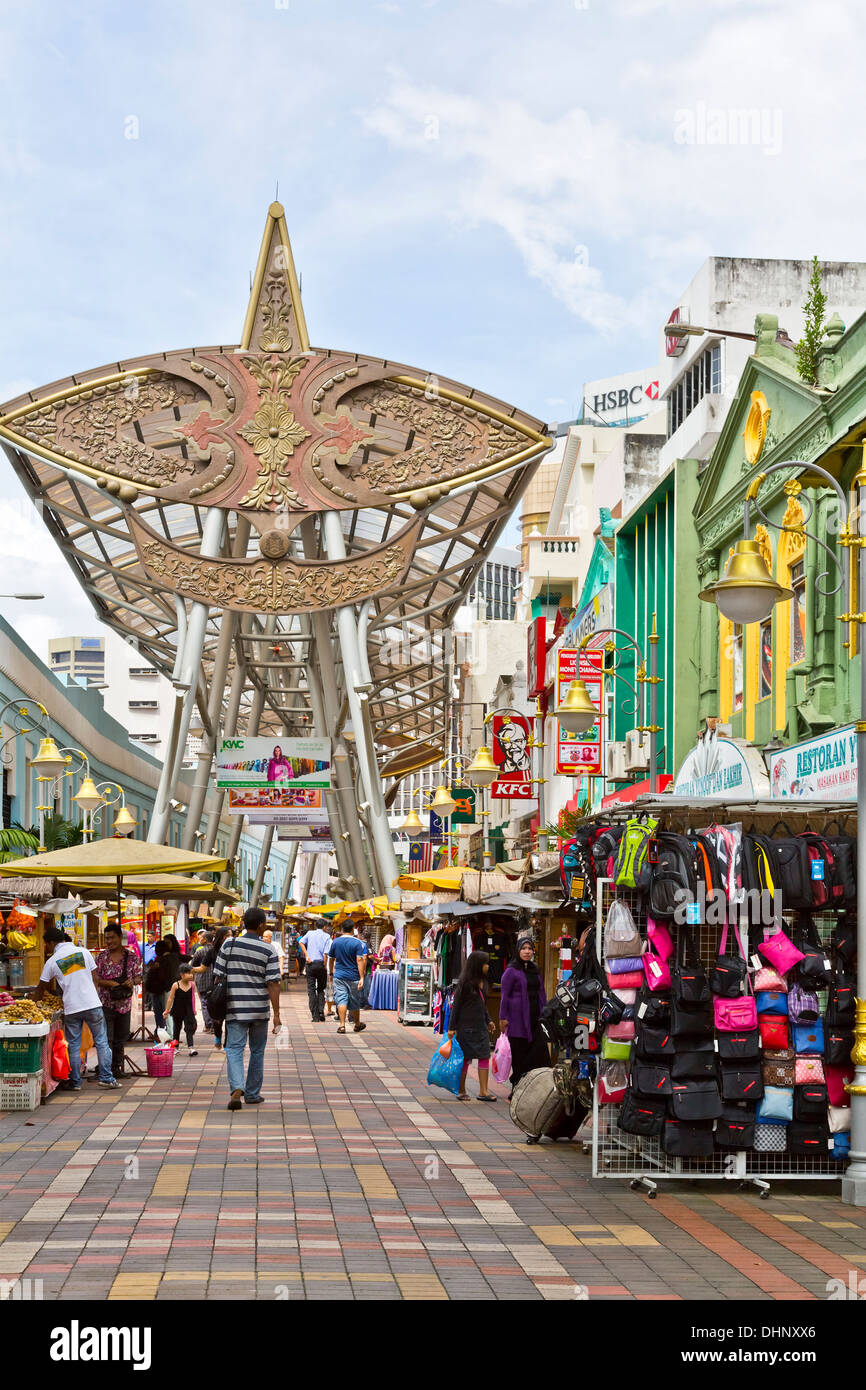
[759,1015,790,1050]
[826,1063,854,1108]
[606,970,643,991]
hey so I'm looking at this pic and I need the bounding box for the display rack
[591,875,841,1198]
[398,958,435,1025]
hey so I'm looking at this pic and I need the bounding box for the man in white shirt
[35,927,119,1089]
[298,924,332,1022]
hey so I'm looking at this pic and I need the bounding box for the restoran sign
[768,726,857,801]
[673,734,766,800]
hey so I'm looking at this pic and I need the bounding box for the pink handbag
[642,950,671,993]
[753,966,788,993]
[647,917,674,962]
[611,987,637,1006]
[606,1019,635,1042]
[714,995,758,1031]
[758,929,804,975]
[794,1055,825,1085]
[606,970,643,991]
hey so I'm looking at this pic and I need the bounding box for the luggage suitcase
[509,1067,584,1144]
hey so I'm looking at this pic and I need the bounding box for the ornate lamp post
[90,782,139,839]
[698,455,866,1206]
[0,700,49,834]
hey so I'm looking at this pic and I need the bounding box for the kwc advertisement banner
[556,648,603,776]
[227,787,325,816]
[490,713,533,800]
[217,736,331,790]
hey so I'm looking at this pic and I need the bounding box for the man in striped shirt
[213,907,282,1110]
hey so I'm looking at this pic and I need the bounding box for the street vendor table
[369,968,399,1010]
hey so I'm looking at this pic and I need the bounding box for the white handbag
[828,1104,851,1134]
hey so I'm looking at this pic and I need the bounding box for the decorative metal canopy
[0,204,551,756]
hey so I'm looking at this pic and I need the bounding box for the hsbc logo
[590,383,659,415]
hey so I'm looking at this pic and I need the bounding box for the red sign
[556,648,604,775]
[601,775,673,808]
[665,306,687,357]
[526,616,547,698]
[490,712,533,800]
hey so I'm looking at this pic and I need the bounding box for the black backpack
[648,833,698,919]
[766,836,811,913]
[826,835,856,906]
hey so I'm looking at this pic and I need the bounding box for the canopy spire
[239,201,310,354]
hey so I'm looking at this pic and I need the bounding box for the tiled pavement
[2,981,866,1302]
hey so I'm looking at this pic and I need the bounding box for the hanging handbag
[671,1049,717,1080]
[757,928,804,976]
[825,1029,854,1066]
[206,938,235,1023]
[833,1132,851,1159]
[605,1019,635,1042]
[717,1029,760,1060]
[597,1059,628,1104]
[830,911,857,967]
[753,966,788,993]
[647,917,674,962]
[635,1024,674,1058]
[753,1122,787,1152]
[756,990,788,1016]
[619,1089,666,1137]
[826,976,856,1028]
[788,984,820,1024]
[670,923,710,1004]
[793,1021,824,1055]
[710,918,747,998]
[642,951,671,993]
[826,1063,854,1107]
[715,1103,756,1150]
[758,1015,789,1050]
[762,1055,795,1088]
[612,988,638,1007]
[601,1035,632,1061]
[606,970,644,991]
[794,1055,825,1085]
[603,899,643,959]
[671,996,714,1038]
[670,1077,722,1121]
[791,914,834,987]
[631,1059,672,1096]
[793,1083,828,1122]
[606,955,644,975]
[714,994,758,1032]
[828,1104,851,1134]
[636,992,671,1027]
[720,1063,763,1102]
[757,1086,794,1123]
[787,1122,829,1155]
[663,1118,715,1156]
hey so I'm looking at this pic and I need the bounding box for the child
[164,963,198,1055]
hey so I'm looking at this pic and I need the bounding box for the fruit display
[0,997,61,1024]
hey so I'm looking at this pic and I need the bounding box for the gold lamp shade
[429,785,457,818]
[113,805,138,837]
[400,809,426,840]
[555,679,599,735]
[73,776,104,814]
[30,736,67,779]
[698,539,793,625]
[466,743,498,788]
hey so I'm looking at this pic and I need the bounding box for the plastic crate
[0,1070,42,1111]
[0,1035,44,1073]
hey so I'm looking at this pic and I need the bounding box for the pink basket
[145,1046,174,1078]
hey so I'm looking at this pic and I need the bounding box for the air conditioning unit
[606,741,628,781]
[625,728,650,774]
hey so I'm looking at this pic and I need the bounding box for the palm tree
[26,813,84,853]
[0,825,39,863]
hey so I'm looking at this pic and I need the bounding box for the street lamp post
[698,454,866,1206]
[0,700,50,834]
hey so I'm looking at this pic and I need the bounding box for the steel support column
[277,840,299,907]
[249,824,275,908]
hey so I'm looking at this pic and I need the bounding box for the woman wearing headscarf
[499,936,549,1093]
[446,950,496,1102]
[377,935,397,969]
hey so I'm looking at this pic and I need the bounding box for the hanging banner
[247,806,330,828]
[227,787,324,815]
[527,616,547,698]
[217,736,331,790]
[556,648,603,775]
[449,787,477,825]
[490,712,533,800]
[768,725,857,801]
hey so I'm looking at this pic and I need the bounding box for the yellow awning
[396,867,464,892]
[0,837,228,878]
[282,894,400,919]
[60,873,239,903]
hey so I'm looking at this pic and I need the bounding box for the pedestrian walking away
[298,923,331,1021]
[144,940,173,1035]
[328,920,367,1034]
[94,922,142,1078]
[35,926,119,1089]
[499,936,550,1094]
[164,964,199,1054]
[213,906,282,1109]
[192,926,229,1048]
[263,929,285,985]
[448,950,496,1101]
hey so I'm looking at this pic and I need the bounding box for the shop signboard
[547,586,611,686]
[490,712,533,800]
[527,616,547,698]
[673,732,768,800]
[556,648,604,776]
[449,787,477,825]
[768,725,857,801]
[216,735,330,790]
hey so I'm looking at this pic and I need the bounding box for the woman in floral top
[95,923,142,1079]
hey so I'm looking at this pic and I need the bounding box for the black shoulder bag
[108,949,133,1002]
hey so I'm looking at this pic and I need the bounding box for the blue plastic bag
[427,1037,465,1095]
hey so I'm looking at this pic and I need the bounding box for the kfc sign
[490,713,533,800]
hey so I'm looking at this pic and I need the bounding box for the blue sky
[1,0,864,651]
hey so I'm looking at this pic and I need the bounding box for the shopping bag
[50,1029,71,1082]
[427,1037,465,1095]
[491,1034,512,1085]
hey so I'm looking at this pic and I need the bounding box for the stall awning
[0,876,57,901]
[396,868,464,892]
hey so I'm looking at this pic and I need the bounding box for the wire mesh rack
[591,875,843,1196]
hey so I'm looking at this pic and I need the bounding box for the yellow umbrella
[0,837,227,878]
[60,873,239,904]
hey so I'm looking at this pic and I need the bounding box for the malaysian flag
[408,840,433,872]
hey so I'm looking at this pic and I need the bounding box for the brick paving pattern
[2,979,866,1301]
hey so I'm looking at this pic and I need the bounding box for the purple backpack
[788,983,819,1024]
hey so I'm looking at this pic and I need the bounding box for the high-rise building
[467,547,521,622]
[48,636,106,687]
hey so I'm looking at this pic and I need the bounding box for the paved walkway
[2,980,866,1301]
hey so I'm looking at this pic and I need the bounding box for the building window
[732,625,744,713]
[129,700,159,711]
[51,651,70,664]
[666,342,723,439]
[789,558,806,664]
[759,617,772,699]
[129,667,157,678]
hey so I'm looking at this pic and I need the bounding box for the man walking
[213,907,282,1110]
[35,927,119,1090]
[298,922,331,1022]
[328,920,367,1035]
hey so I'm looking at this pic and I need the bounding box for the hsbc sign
[589,381,659,415]
[583,366,660,423]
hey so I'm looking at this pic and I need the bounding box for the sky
[1,0,865,657]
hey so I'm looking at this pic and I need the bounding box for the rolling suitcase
[509,1067,584,1143]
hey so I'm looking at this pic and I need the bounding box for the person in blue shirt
[298,924,332,1022]
[327,921,368,1034]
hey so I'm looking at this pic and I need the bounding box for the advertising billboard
[217,736,330,790]
[490,713,533,800]
[227,787,325,815]
[556,648,603,776]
